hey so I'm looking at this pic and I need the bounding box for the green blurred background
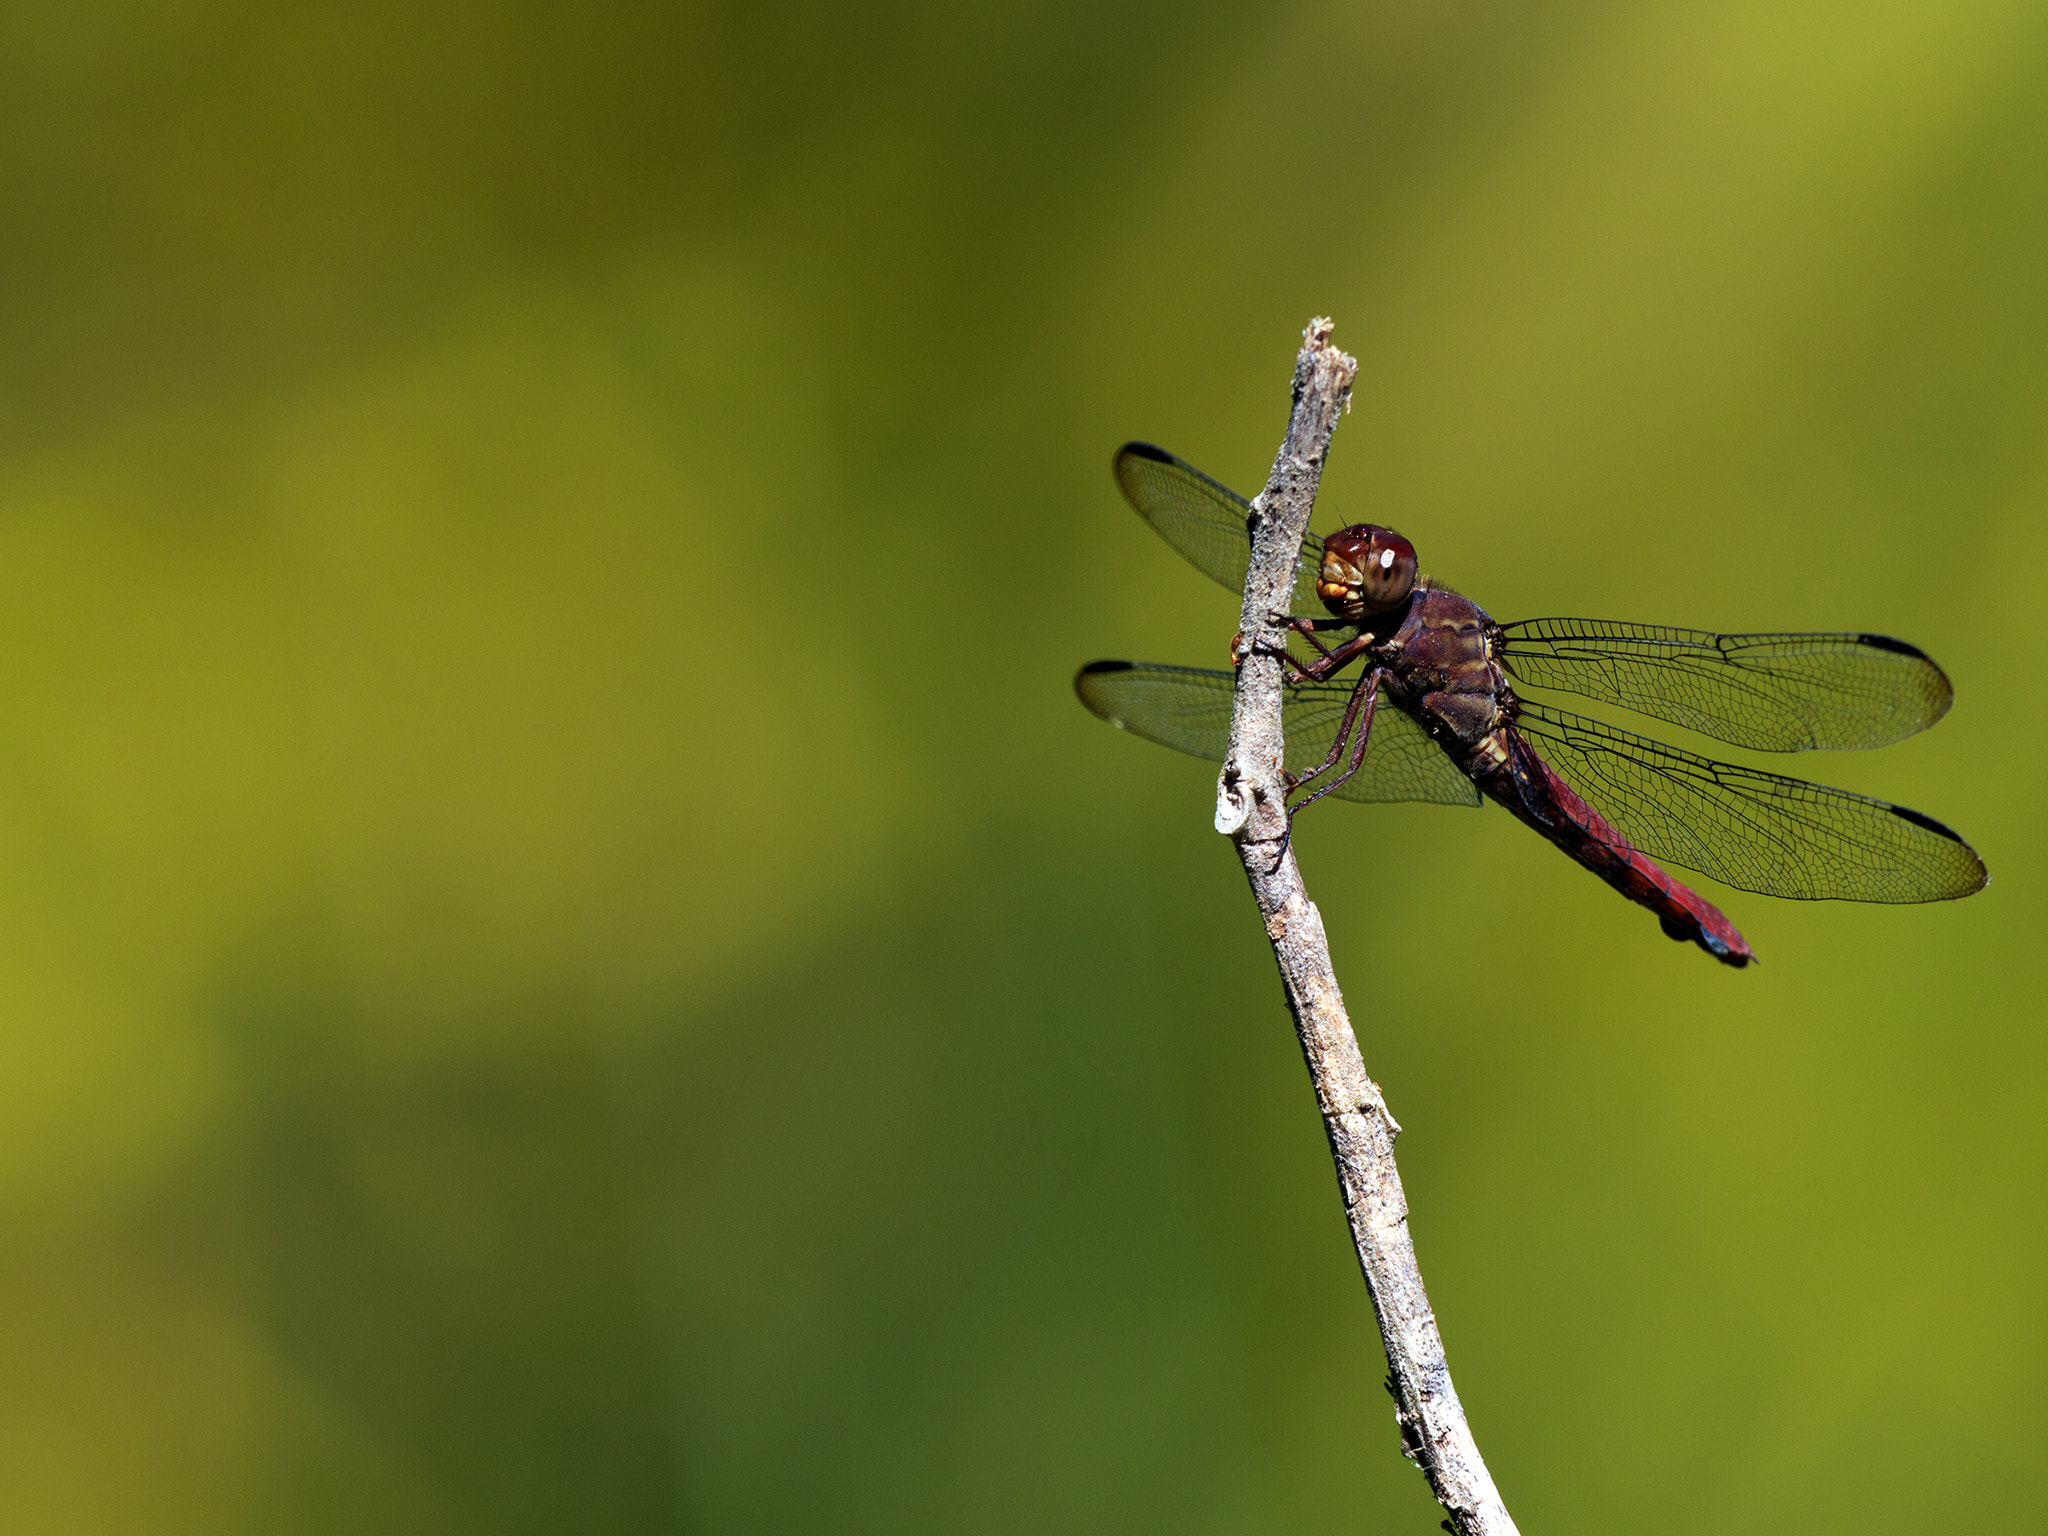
[0,1,2041,1531]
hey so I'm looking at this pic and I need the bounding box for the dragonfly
[1075,442,1988,967]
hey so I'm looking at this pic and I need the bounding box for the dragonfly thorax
[1382,588,1512,757]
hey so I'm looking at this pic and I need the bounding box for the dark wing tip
[1887,803,1991,895]
[1857,632,1932,660]
[1888,802,1964,841]
[1074,660,1136,728]
[1116,441,1175,466]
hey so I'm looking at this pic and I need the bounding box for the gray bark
[1215,318,1519,1536]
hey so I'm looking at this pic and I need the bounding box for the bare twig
[1216,319,1519,1536]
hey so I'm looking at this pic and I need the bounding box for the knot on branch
[1387,1372,1429,1466]
[1214,763,1254,836]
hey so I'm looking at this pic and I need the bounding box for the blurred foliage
[0,0,2041,1532]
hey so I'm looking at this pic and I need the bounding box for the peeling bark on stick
[1216,319,1519,1536]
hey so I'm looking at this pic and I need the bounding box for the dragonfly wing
[1512,701,1986,902]
[1075,660,1481,807]
[1499,619,1954,751]
[1113,443,1330,620]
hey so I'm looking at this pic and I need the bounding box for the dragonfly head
[1318,525,1417,621]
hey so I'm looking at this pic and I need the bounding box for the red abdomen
[1475,730,1755,967]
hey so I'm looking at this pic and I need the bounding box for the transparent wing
[1513,701,1986,902]
[1074,660,1481,807]
[1500,619,1953,751]
[1113,443,1330,620]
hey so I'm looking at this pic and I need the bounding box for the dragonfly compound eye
[1319,525,1418,619]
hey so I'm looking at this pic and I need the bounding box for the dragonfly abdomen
[1477,729,1756,968]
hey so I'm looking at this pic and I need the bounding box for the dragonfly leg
[1246,829,1293,878]
[1286,668,1384,817]
[1289,631,1378,682]
[1284,671,1370,791]
[1272,614,1351,664]
[1232,629,1326,685]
